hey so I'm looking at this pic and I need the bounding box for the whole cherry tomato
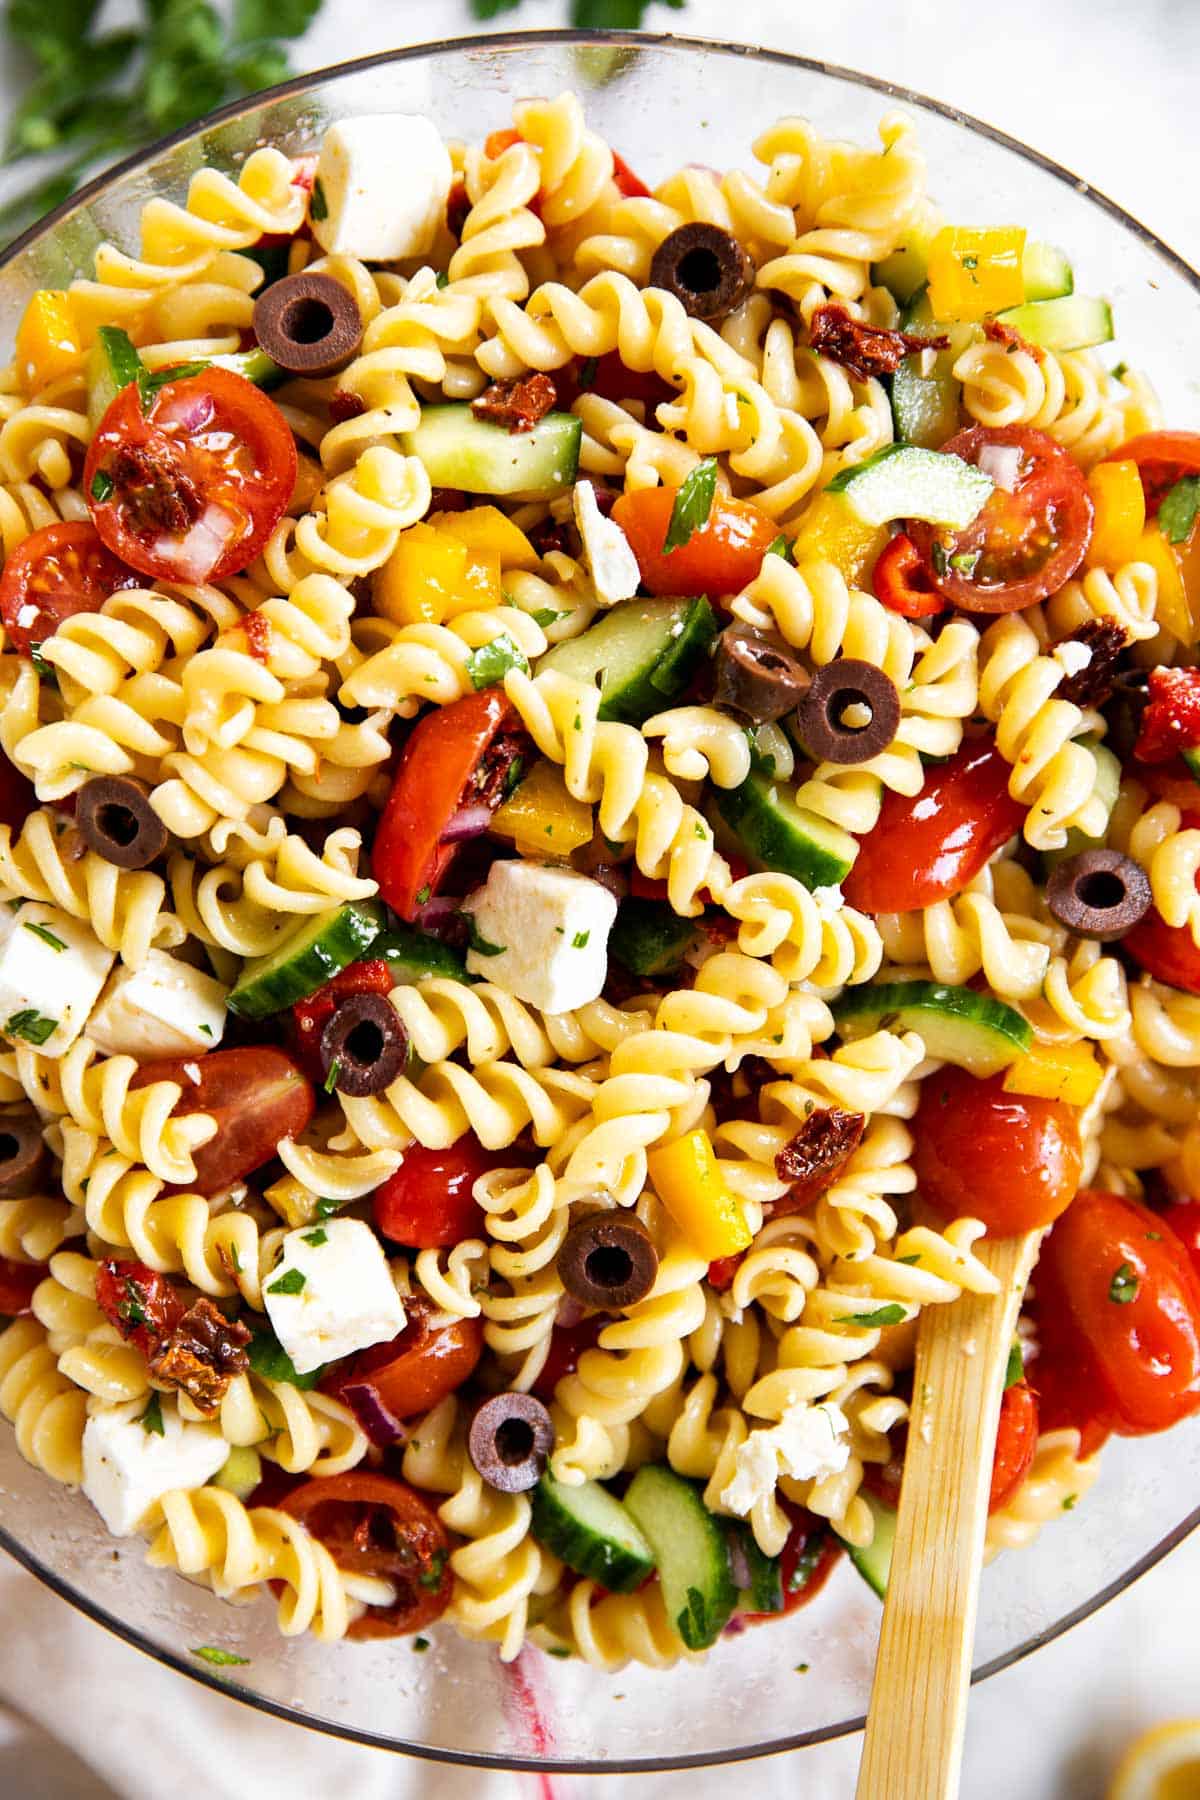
[1105,430,1200,512]
[0,1255,47,1316]
[612,485,778,597]
[334,1297,483,1420]
[130,1048,314,1196]
[872,530,944,618]
[913,1068,1082,1236]
[988,1380,1040,1513]
[1160,1195,1200,1287]
[278,1471,452,1638]
[1036,1190,1200,1434]
[908,425,1093,612]
[84,368,296,583]
[0,520,141,656]
[94,1258,185,1358]
[373,1134,513,1249]
[842,738,1027,915]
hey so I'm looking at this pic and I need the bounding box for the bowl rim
[2,23,1199,1773]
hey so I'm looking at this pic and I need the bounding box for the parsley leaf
[23,920,66,951]
[571,930,590,948]
[323,1059,341,1095]
[834,1303,907,1328]
[418,1548,447,1590]
[302,1227,328,1247]
[1159,476,1200,545]
[465,633,529,691]
[3,1009,58,1046]
[664,457,718,553]
[314,1197,345,1220]
[1004,1341,1024,1389]
[266,1267,306,1297]
[140,1392,165,1436]
[245,1322,324,1389]
[191,1645,250,1667]
[1109,1261,1139,1305]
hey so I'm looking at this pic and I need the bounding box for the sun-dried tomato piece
[1056,618,1128,708]
[329,389,367,425]
[109,441,204,535]
[149,1296,251,1413]
[470,373,557,433]
[94,1259,186,1360]
[808,304,948,381]
[772,1107,866,1211]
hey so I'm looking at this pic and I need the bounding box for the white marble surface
[1,3,1199,1795]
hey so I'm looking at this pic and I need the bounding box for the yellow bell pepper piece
[375,522,500,625]
[1135,525,1195,644]
[926,226,1026,323]
[788,492,888,587]
[435,504,540,572]
[1003,1040,1103,1107]
[15,289,83,394]
[1085,460,1145,569]
[647,1130,751,1261]
[491,760,594,859]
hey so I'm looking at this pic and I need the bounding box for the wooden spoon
[855,1230,1042,1800]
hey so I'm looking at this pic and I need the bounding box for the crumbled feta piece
[812,884,844,912]
[312,116,452,262]
[1054,640,1093,678]
[263,1218,405,1376]
[572,481,640,606]
[720,1401,850,1519]
[0,902,114,1058]
[463,861,618,1013]
[82,1401,228,1536]
[87,950,228,1060]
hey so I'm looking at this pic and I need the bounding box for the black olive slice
[252,273,364,378]
[556,1212,658,1310]
[467,1392,555,1493]
[76,776,168,870]
[649,223,755,323]
[0,1111,47,1198]
[714,624,810,724]
[1045,849,1152,942]
[319,994,407,1097]
[794,658,902,766]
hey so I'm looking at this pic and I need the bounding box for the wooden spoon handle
[855,1231,1041,1800]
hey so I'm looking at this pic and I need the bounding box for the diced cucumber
[716,767,858,891]
[211,1445,263,1501]
[530,1472,657,1593]
[373,924,467,986]
[995,296,1113,353]
[205,345,286,389]
[1022,241,1073,302]
[890,288,967,451]
[228,899,385,1018]
[837,1490,896,1599]
[609,898,698,979]
[538,597,718,726]
[829,444,992,530]
[834,980,1032,1076]
[87,329,284,429]
[722,1518,782,1615]
[1042,740,1121,869]
[401,404,581,499]
[623,1464,736,1650]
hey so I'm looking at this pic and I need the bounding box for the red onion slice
[439,801,494,844]
[340,1379,405,1447]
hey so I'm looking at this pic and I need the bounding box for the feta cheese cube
[312,116,452,262]
[463,861,618,1013]
[573,481,640,606]
[720,1400,850,1520]
[82,1400,228,1536]
[262,1217,405,1376]
[88,950,228,1060]
[0,902,115,1058]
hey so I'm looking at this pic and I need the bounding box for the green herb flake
[465,633,529,691]
[531,608,564,628]
[546,1645,571,1659]
[788,1531,827,1592]
[766,533,793,563]
[3,1009,58,1046]
[415,885,431,907]
[29,648,56,685]
[435,271,449,289]
[412,1636,430,1653]
[1004,1341,1024,1389]
[310,177,328,222]
[834,1303,907,1328]
[198,1023,213,1037]
[1062,1493,1078,1512]
[962,253,979,271]
[571,930,590,949]
[897,1252,922,1266]
[323,1059,341,1095]
[266,1267,306,1298]
[578,355,599,391]
[245,1322,325,1389]
[1109,1261,1138,1305]
[22,920,66,952]
[1159,475,1200,545]
[90,469,114,503]
[501,755,525,800]
[795,1663,810,1674]
[663,457,718,553]
[467,919,505,958]
[949,549,981,576]
[1145,1231,1163,1241]
[140,1392,165,1436]
[418,1548,447,1591]
[191,1646,250,1667]
[302,1227,328,1248]
[930,539,950,578]
[315,1197,344,1220]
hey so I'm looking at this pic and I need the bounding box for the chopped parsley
[531,608,564,629]
[412,1636,430,1653]
[1159,475,1200,545]
[949,549,981,576]
[466,919,505,958]
[310,177,328,222]
[1004,1341,1024,1389]
[302,1227,328,1247]
[834,1303,907,1328]
[663,457,718,552]
[961,252,979,271]
[795,1663,810,1674]
[930,539,950,577]
[3,1009,57,1046]
[191,1646,250,1667]
[464,633,529,691]
[90,469,114,503]
[546,1645,571,1658]
[266,1267,306,1298]
[571,930,590,949]
[323,1059,341,1095]
[897,1252,922,1266]
[22,920,66,952]
[435,271,449,289]
[1062,1493,1078,1512]
[502,755,526,800]
[140,1393,165,1436]
[315,1197,345,1220]
[415,885,431,907]
[198,1023,213,1037]
[1108,1262,1138,1305]
[245,1322,324,1389]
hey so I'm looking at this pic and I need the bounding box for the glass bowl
[2,27,1200,1774]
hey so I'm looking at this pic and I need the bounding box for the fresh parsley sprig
[470,0,686,31]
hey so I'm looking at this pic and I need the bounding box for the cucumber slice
[871,206,941,306]
[829,444,992,530]
[1022,241,1074,302]
[228,899,385,1019]
[837,1490,896,1599]
[722,1518,783,1615]
[87,329,284,428]
[401,404,581,499]
[374,924,467,986]
[995,296,1114,353]
[716,767,858,891]
[890,289,967,451]
[530,1473,657,1593]
[834,980,1032,1076]
[538,597,718,726]
[623,1464,736,1650]
[211,1445,263,1501]
[609,898,698,979]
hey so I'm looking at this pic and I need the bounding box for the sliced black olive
[252,272,363,377]
[794,658,902,766]
[76,776,168,870]
[0,1111,47,1198]
[319,994,406,1097]
[556,1212,658,1310]
[649,223,755,323]
[468,1392,555,1493]
[714,624,810,724]
[1046,849,1152,942]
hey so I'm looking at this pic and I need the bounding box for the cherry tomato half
[842,738,1027,915]
[131,1047,314,1197]
[611,485,778,597]
[84,368,296,583]
[373,1134,512,1250]
[742,1504,843,1622]
[1036,1190,1200,1435]
[611,151,652,200]
[0,1255,47,1316]
[334,1297,483,1420]
[1124,902,1200,996]
[872,530,944,618]
[909,426,1093,612]
[988,1381,1039,1514]
[279,1471,452,1638]
[0,520,141,656]
[372,689,518,920]
[913,1068,1082,1236]
[94,1258,184,1358]
[1106,430,1200,513]
[531,1312,606,1400]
